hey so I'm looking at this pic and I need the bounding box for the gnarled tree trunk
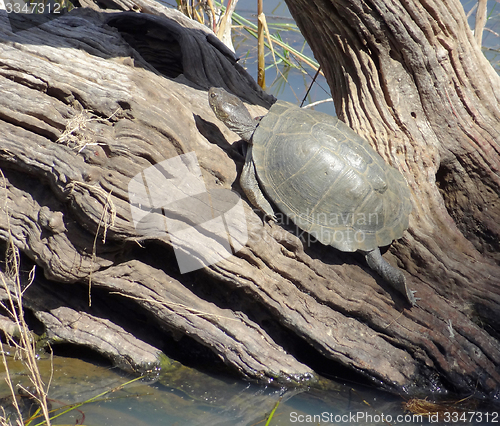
[0,0,498,400]
[284,0,500,393]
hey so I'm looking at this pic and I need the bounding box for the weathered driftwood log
[0,2,498,399]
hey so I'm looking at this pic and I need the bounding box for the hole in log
[107,19,183,79]
[117,100,132,111]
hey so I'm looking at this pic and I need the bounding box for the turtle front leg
[240,144,277,221]
[362,248,417,306]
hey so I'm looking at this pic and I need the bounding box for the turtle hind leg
[240,145,276,221]
[363,248,417,306]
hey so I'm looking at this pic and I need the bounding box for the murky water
[1,347,498,425]
[0,350,379,425]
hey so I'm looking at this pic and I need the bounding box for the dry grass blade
[229,10,321,74]
[403,396,478,421]
[177,0,207,24]
[205,0,217,31]
[0,170,52,426]
[66,181,116,305]
[257,0,265,88]
[3,249,52,426]
[0,172,52,426]
[57,108,119,152]
[0,348,23,426]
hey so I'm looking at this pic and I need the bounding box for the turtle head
[208,87,257,142]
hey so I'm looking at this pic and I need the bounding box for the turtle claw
[409,290,420,305]
[260,211,277,224]
[406,289,419,307]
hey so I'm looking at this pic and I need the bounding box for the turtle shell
[252,101,412,252]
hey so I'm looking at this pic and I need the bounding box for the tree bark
[0,0,499,400]
[284,0,500,393]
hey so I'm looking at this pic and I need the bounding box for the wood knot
[80,145,108,166]
[38,206,67,234]
[82,167,102,183]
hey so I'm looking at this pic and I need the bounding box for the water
[228,0,500,116]
[462,0,500,70]
[1,346,497,425]
[0,351,400,425]
[164,0,500,114]
[1,1,499,425]
[230,0,335,114]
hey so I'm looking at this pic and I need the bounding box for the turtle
[208,87,416,306]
